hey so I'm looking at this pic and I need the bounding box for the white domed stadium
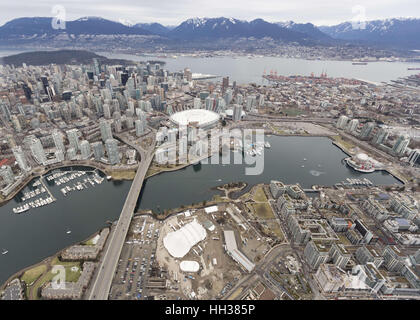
[346,152,375,173]
[170,109,220,129]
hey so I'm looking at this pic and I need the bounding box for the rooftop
[170,109,220,127]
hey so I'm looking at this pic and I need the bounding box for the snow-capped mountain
[135,22,170,35]
[1,15,417,49]
[0,16,152,39]
[319,18,420,48]
[277,21,332,40]
[168,17,318,43]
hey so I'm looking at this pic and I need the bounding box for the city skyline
[0,0,419,26]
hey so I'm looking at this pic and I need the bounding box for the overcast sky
[0,0,419,26]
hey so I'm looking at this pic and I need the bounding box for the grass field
[251,202,275,219]
[21,265,47,286]
[27,259,82,300]
[253,186,268,202]
[108,170,136,180]
[266,221,285,241]
[281,107,304,117]
[332,135,356,151]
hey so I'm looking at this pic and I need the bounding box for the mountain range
[319,18,420,49]
[0,16,418,49]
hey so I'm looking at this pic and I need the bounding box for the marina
[59,171,105,197]
[11,170,104,214]
[0,138,404,287]
[12,177,56,214]
[335,178,374,188]
[0,166,132,286]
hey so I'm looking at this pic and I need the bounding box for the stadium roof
[163,219,206,258]
[170,109,220,127]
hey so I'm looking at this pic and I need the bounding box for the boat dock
[60,171,104,197]
[13,177,56,214]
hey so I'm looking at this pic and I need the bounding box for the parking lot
[109,215,161,300]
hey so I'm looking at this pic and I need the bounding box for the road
[88,136,155,300]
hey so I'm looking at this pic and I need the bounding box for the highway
[88,136,155,300]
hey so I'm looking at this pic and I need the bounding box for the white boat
[66,230,72,234]
[2,249,8,255]
[303,158,307,161]
[13,204,30,214]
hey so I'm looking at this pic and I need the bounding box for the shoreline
[330,138,407,185]
[1,133,405,292]
[0,162,137,207]
[0,228,106,293]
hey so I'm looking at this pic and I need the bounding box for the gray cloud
[0,0,419,26]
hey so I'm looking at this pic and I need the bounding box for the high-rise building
[413,249,420,265]
[12,146,30,172]
[233,104,243,122]
[392,134,410,156]
[360,122,375,139]
[103,103,111,119]
[184,68,192,82]
[236,94,243,105]
[0,101,11,121]
[66,129,81,151]
[382,246,405,272]
[329,244,351,269]
[0,165,14,185]
[105,139,120,165]
[205,97,214,110]
[304,241,330,270]
[314,264,345,293]
[346,119,359,133]
[355,246,384,269]
[52,130,65,154]
[246,95,257,111]
[29,137,47,165]
[11,115,22,132]
[126,116,134,130]
[55,149,65,162]
[67,147,77,160]
[222,77,229,92]
[80,140,91,160]
[92,142,104,161]
[135,120,145,137]
[193,97,202,109]
[372,127,389,145]
[93,58,100,75]
[99,119,113,142]
[223,89,232,106]
[408,149,420,167]
[336,115,349,129]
